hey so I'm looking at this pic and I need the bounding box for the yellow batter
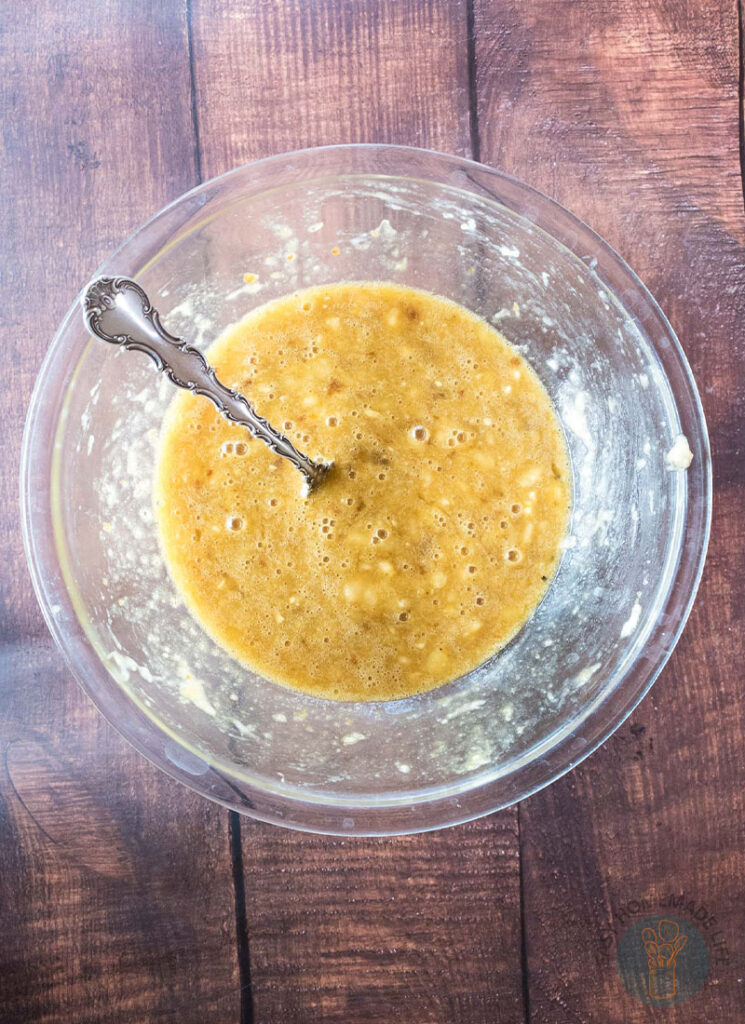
[155,282,570,701]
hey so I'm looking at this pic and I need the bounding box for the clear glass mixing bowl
[21,145,711,834]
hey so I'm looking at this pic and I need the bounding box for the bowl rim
[20,143,712,835]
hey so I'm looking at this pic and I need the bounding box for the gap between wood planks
[186,0,204,183]
[230,811,254,1024]
[465,6,533,1016]
[466,0,481,164]
[738,0,745,210]
[184,4,254,1019]
[469,15,533,998]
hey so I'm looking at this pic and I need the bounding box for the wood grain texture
[242,818,523,1023]
[0,4,239,1022]
[473,0,745,1020]
[188,2,525,1021]
[190,0,474,174]
[0,645,240,1024]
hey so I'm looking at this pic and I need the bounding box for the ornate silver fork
[82,277,332,494]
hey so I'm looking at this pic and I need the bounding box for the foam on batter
[154,282,571,700]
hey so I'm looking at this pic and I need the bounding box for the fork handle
[82,276,331,494]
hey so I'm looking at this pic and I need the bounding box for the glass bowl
[21,145,711,835]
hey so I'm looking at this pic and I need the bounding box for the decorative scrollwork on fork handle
[82,276,332,494]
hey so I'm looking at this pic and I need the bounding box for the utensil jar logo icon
[616,914,708,1007]
[641,919,687,999]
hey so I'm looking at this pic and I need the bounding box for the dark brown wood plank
[473,0,745,1020]
[0,4,240,1021]
[190,0,473,173]
[241,819,523,1023]
[188,2,526,1021]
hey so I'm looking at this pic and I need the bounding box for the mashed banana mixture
[155,282,570,700]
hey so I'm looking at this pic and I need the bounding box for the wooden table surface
[2,2,743,1021]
